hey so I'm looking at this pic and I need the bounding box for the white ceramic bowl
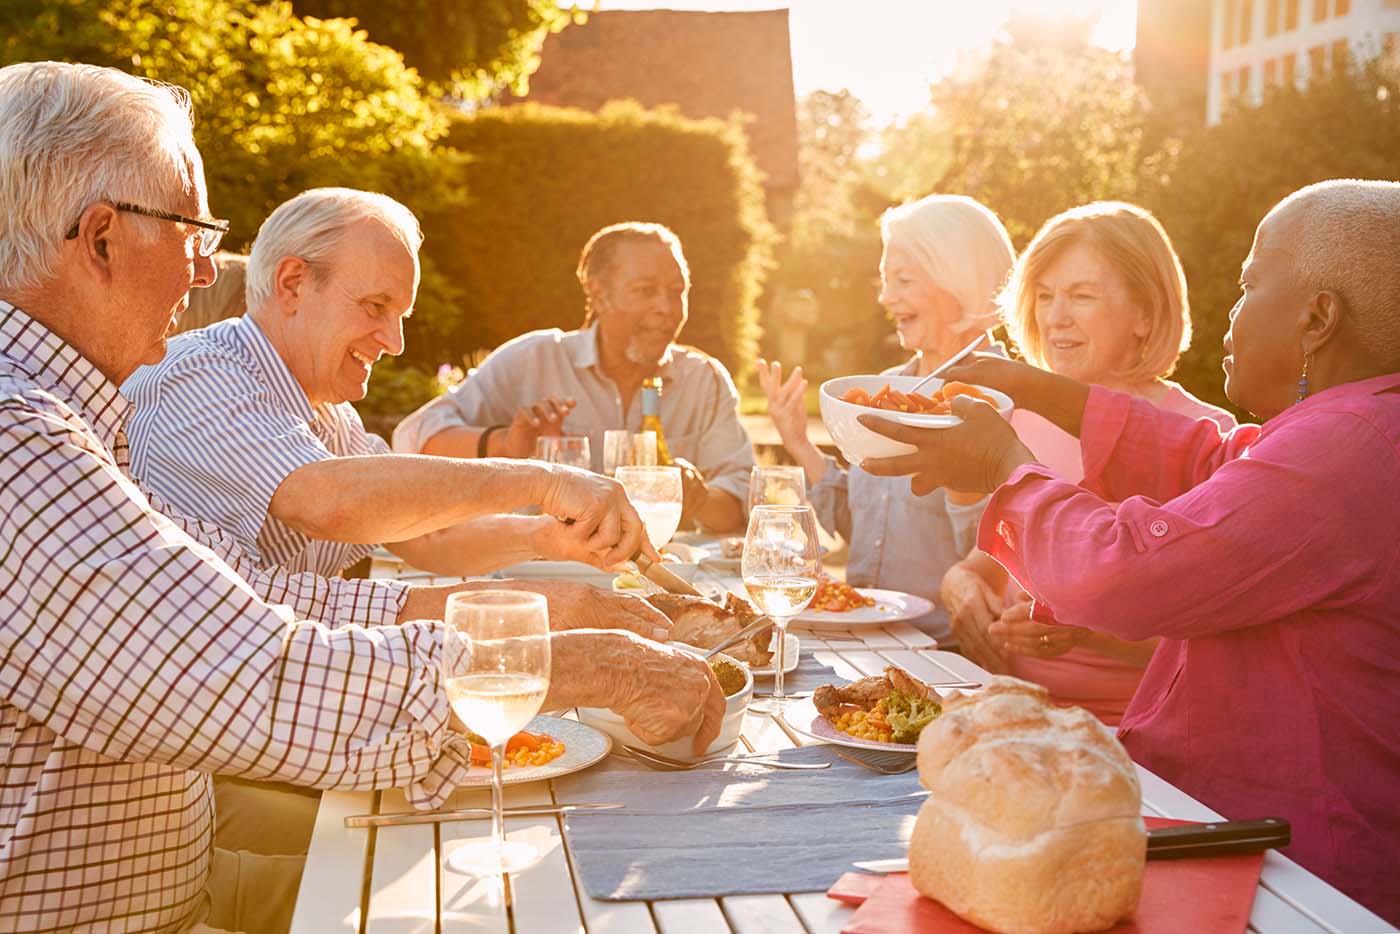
[818,374,1015,463]
[576,645,753,760]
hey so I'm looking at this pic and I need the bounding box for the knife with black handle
[1144,817,1290,860]
[851,817,1291,874]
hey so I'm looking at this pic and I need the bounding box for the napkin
[559,745,924,900]
[832,818,1264,934]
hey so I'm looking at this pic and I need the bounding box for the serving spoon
[906,333,988,397]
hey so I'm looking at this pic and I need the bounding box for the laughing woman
[756,194,1015,641]
[859,180,1400,924]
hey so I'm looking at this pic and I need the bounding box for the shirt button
[874,538,883,547]
[1149,519,1170,538]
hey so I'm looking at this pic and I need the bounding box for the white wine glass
[442,591,551,879]
[748,464,808,509]
[615,465,683,551]
[742,505,821,714]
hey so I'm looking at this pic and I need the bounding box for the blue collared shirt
[391,325,756,504]
[123,315,389,576]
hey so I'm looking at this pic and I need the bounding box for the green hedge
[406,100,775,381]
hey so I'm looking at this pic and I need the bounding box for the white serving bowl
[818,374,1015,463]
[576,645,752,760]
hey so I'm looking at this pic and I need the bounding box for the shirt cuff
[331,577,411,626]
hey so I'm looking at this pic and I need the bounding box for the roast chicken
[645,592,774,668]
[813,665,938,719]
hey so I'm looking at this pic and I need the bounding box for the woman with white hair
[859,179,1400,923]
[938,202,1235,724]
[757,194,1015,640]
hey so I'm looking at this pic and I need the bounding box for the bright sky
[592,0,1138,127]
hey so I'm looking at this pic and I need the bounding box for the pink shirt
[1004,385,1236,725]
[979,374,1400,923]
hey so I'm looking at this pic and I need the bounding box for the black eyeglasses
[64,201,230,257]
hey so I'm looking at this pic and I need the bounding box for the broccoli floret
[885,690,941,744]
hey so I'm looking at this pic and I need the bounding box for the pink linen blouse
[979,374,1400,923]
[1003,385,1236,725]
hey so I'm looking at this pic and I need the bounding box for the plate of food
[792,580,934,628]
[459,715,611,786]
[819,374,1014,461]
[783,666,944,751]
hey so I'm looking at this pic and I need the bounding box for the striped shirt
[0,301,473,932]
[123,315,388,577]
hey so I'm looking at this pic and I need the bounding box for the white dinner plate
[460,715,612,787]
[748,632,801,677]
[779,695,918,752]
[791,587,935,628]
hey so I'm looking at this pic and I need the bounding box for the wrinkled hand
[756,359,811,451]
[599,635,728,761]
[503,578,673,642]
[860,396,1035,496]
[672,457,710,523]
[525,514,632,571]
[538,464,657,565]
[502,394,576,458]
[988,597,1091,658]
[939,561,1006,673]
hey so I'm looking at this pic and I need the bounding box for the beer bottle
[639,376,674,465]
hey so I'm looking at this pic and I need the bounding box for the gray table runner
[558,745,924,900]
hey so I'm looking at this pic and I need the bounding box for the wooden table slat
[365,788,474,934]
[652,898,733,933]
[721,894,810,933]
[290,789,372,934]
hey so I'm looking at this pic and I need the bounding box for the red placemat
[831,818,1264,934]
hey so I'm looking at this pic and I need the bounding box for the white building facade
[1208,0,1400,122]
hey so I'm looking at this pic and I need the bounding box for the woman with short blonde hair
[1003,201,1191,386]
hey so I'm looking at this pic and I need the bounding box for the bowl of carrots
[818,374,1014,462]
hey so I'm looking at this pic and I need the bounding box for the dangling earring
[1295,350,1313,405]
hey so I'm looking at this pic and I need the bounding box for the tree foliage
[292,0,579,95]
[1139,59,1400,410]
[407,101,776,382]
[916,42,1144,246]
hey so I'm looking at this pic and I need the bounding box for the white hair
[1268,179,1400,368]
[245,187,423,311]
[880,194,1016,333]
[0,61,200,293]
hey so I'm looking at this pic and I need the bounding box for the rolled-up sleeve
[129,354,336,558]
[979,407,1399,641]
[689,358,757,504]
[392,348,524,454]
[2,400,472,808]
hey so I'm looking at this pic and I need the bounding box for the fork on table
[615,745,831,771]
[827,746,917,774]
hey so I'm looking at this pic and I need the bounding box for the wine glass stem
[490,742,506,877]
[772,617,790,702]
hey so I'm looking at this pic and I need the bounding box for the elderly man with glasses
[0,61,723,934]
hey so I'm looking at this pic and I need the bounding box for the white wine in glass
[615,465,683,550]
[442,591,551,881]
[742,505,821,714]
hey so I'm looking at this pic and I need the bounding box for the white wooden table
[291,563,1391,934]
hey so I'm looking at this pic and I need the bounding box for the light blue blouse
[807,359,984,642]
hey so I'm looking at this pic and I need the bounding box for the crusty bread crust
[909,678,1145,933]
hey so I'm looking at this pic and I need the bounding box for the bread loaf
[908,677,1145,933]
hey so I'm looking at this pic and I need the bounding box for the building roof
[519,8,799,193]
